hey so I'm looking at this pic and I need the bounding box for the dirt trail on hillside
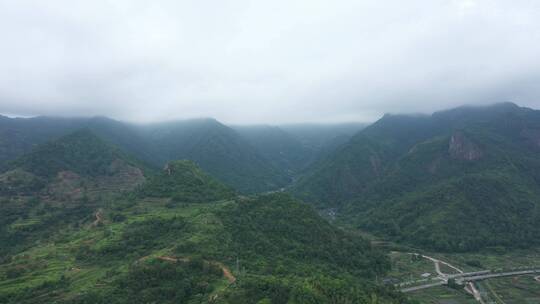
[157,256,190,263]
[156,256,236,284]
[213,261,236,283]
[91,209,104,227]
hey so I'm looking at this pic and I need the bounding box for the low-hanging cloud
[0,0,539,124]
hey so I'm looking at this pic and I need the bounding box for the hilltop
[138,160,236,204]
[1,129,147,197]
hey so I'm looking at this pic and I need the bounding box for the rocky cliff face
[448,132,483,161]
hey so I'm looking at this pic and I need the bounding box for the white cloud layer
[0,0,539,123]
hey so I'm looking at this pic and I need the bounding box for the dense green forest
[0,132,407,303]
[294,102,540,251]
[9,129,147,180]
[1,129,147,197]
[5,102,540,302]
[0,115,360,194]
[0,130,148,257]
[138,160,236,204]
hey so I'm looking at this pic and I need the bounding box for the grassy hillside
[294,103,540,251]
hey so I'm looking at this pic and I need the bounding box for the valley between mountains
[2,102,540,303]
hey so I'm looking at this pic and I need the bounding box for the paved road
[461,269,540,282]
[401,268,540,292]
[464,282,485,304]
[447,270,491,279]
[420,254,464,276]
[399,252,540,304]
[401,281,445,292]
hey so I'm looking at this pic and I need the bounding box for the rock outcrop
[448,132,482,161]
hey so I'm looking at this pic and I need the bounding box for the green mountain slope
[0,159,406,303]
[233,123,366,177]
[10,129,137,178]
[232,125,311,174]
[1,129,147,196]
[0,116,152,170]
[292,115,436,205]
[0,116,290,194]
[138,119,290,193]
[139,160,236,204]
[279,123,367,152]
[0,129,151,258]
[0,116,367,194]
[294,102,540,251]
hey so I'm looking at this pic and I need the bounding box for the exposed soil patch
[156,256,236,284]
[91,209,104,227]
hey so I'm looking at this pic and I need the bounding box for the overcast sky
[0,0,539,124]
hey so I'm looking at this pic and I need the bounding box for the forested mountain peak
[0,129,147,197]
[292,103,540,251]
[9,128,139,178]
[432,101,521,119]
[138,160,236,203]
[0,114,370,194]
[0,116,288,193]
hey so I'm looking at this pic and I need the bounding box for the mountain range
[0,115,363,193]
[4,101,540,302]
[294,102,540,251]
[0,130,404,303]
